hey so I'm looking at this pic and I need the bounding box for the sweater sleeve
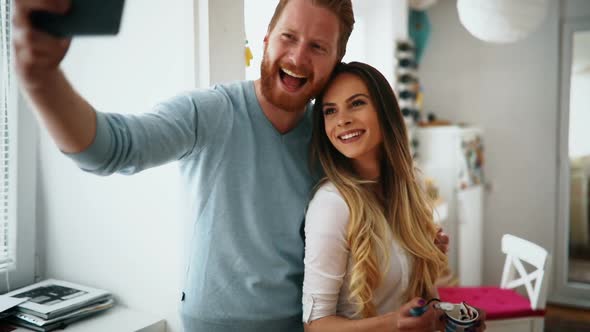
[65,88,229,175]
[302,183,350,323]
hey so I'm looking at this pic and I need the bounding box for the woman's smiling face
[321,72,384,169]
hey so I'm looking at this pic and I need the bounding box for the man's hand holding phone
[12,0,123,153]
[13,0,73,91]
[13,0,125,90]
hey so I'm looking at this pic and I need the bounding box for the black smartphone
[29,0,125,37]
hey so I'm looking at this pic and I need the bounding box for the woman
[302,62,486,332]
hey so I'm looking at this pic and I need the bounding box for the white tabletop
[8,306,165,332]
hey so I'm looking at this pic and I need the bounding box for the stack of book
[1,279,115,332]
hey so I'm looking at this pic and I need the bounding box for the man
[13,0,448,331]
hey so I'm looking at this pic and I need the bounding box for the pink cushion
[438,286,546,320]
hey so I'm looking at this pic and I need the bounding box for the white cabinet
[416,125,484,286]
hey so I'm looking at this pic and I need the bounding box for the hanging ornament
[457,0,548,44]
[409,9,431,65]
[245,40,253,67]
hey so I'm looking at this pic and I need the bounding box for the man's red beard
[260,53,327,113]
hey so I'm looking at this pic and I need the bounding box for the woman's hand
[396,297,444,332]
[469,307,487,332]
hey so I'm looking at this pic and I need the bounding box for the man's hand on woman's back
[435,228,450,254]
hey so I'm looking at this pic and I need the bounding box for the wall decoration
[245,40,253,67]
[409,9,431,65]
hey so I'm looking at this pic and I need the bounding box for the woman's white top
[302,182,412,323]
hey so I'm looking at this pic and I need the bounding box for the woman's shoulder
[310,181,348,207]
[306,181,350,226]
[314,180,342,197]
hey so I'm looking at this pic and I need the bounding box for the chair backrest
[499,234,551,310]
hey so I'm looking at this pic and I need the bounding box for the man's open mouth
[279,67,308,91]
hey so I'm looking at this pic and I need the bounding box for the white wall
[206,0,245,85]
[344,0,408,86]
[37,1,194,331]
[419,1,560,285]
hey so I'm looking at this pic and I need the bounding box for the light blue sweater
[68,81,316,331]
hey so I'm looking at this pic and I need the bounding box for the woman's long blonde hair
[310,62,447,318]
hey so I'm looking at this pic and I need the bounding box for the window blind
[0,0,16,271]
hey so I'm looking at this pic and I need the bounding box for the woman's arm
[302,186,349,315]
[305,298,443,332]
[303,185,444,331]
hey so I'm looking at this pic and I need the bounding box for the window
[0,0,17,272]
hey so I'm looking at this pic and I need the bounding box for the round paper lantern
[457,0,548,43]
[409,0,438,11]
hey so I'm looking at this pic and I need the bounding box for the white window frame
[0,0,36,293]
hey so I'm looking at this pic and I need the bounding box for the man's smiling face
[260,0,340,112]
